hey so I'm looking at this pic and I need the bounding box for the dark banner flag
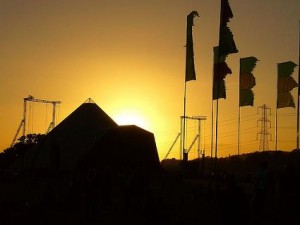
[239,57,258,106]
[213,46,232,100]
[218,0,238,56]
[213,0,238,100]
[185,11,199,82]
[277,61,298,108]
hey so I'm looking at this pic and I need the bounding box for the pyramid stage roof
[22,99,160,173]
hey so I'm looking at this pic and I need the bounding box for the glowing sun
[114,110,149,130]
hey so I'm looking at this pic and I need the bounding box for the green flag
[218,0,238,56]
[213,46,232,100]
[185,11,199,82]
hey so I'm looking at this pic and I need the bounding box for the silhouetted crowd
[0,159,300,225]
[210,161,300,225]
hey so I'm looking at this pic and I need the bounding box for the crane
[11,95,61,147]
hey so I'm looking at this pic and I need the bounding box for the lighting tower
[180,115,206,161]
[257,104,272,151]
[11,95,61,146]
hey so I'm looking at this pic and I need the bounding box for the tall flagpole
[180,115,183,159]
[183,82,187,160]
[211,49,215,172]
[276,63,278,151]
[183,11,199,160]
[214,0,237,162]
[211,98,214,173]
[297,20,300,151]
[275,106,278,151]
[214,0,224,170]
[214,99,219,170]
[238,58,241,156]
[238,102,241,156]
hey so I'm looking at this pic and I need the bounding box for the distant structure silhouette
[11,95,61,146]
[164,115,206,161]
[257,104,271,151]
[180,116,206,161]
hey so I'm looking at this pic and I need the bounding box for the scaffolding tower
[180,115,206,161]
[11,95,61,146]
[164,116,207,160]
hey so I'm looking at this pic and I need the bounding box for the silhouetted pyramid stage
[20,98,160,173]
[80,125,160,173]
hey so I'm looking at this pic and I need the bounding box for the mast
[214,0,225,170]
[297,20,300,150]
[214,98,219,170]
[210,50,215,171]
[238,99,241,156]
[182,82,187,160]
[238,58,241,156]
[276,64,278,151]
[183,11,199,161]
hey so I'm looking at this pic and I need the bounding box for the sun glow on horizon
[113,110,150,131]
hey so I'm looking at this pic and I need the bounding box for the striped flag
[239,57,258,106]
[277,61,298,108]
[213,0,238,100]
[213,46,232,100]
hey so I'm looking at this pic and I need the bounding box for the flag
[185,11,199,82]
[277,61,298,108]
[213,46,232,100]
[239,57,258,106]
[218,0,238,56]
[277,92,296,109]
[213,0,238,100]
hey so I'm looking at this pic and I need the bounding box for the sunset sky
[1,0,300,160]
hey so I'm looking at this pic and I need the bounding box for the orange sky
[1,0,300,160]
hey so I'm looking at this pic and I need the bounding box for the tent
[21,99,160,174]
[25,99,118,171]
[79,125,160,174]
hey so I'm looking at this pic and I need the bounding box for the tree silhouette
[0,134,45,168]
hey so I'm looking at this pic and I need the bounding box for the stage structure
[181,116,206,161]
[11,95,61,146]
[164,116,206,161]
